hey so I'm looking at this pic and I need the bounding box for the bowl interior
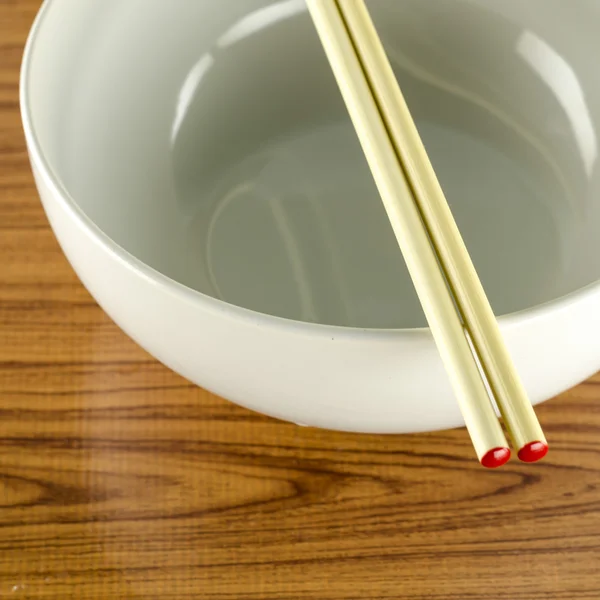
[27,0,600,328]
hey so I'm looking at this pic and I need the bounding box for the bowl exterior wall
[26,160,600,434]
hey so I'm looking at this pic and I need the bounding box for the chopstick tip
[517,440,548,463]
[480,447,511,469]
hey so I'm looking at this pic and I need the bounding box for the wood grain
[2,2,600,599]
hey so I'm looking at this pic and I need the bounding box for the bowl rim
[20,0,600,342]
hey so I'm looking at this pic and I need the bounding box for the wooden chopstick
[333,0,547,462]
[305,0,511,466]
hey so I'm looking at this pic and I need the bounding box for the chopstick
[306,0,548,465]
[305,0,509,467]
[333,0,547,462]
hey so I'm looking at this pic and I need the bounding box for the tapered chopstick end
[480,447,511,468]
[517,440,549,463]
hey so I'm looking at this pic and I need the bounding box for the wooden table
[2,2,600,598]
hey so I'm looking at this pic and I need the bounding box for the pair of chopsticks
[305,0,548,467]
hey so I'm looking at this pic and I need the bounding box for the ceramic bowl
[21,0,600,433]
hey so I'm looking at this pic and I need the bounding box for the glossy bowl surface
[21,0,600,432]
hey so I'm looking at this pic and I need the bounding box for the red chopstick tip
[518,441,548,463]
[480,447,511,468]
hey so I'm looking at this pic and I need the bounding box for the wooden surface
[2,2,600,599]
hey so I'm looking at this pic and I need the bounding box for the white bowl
[21,0,600,433]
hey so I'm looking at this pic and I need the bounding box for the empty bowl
[21,0,600,433]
